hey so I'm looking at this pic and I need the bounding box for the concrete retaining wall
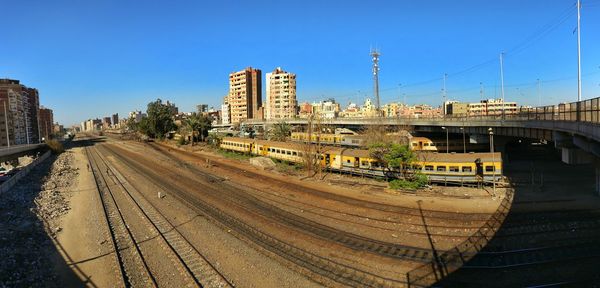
[0,151,52,195]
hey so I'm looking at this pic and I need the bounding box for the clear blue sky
[1,0,599,126]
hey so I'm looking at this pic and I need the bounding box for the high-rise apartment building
[197,104,209,114]
[112,113,119,127]
[265,67,297,120]
[227,67,262,123]
[38,107,54,140]
[0,79,41,145]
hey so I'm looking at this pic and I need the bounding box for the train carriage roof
[324,147,500,163]
[222,137,501,163]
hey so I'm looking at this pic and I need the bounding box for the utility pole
[3,101,10,148]
[500,53,506,118]
[370,47,381,116]
[480,82,484,99]
[537,79,541,107]
[442,73,447,114]
[577,0,582,101]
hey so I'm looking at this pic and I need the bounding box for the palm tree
[271,121,291,142]
[198,115,212,142]
[183,113,201,146]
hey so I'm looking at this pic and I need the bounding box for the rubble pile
[0,151,79,287]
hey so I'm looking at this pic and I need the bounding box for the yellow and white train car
[220,137,503,184]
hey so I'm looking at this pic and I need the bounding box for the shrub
[46,139,64,154]
[177,136,187,146]
[389,173,428,190]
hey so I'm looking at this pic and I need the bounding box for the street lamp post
[488,127,496,197]
[442,126,449,153]
[460,127,466,153]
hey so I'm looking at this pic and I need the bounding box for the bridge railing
[405,187,515,287]
[235,96,600,127]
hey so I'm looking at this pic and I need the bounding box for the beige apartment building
[227,67,262,124]
[265,67,297,120]
[446,99,518,116]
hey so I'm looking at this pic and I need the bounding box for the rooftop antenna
[370,47,381,116]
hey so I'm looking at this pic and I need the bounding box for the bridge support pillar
[560,147,592,165]
[596,165,600,196]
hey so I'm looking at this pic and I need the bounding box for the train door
[354,157,360,168]
[325,154,331,167]
[475,158,483,177]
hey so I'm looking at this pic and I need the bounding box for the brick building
[227,67,262,123]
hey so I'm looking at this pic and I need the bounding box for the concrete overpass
[0,143,47,162]
[215,96,600,194]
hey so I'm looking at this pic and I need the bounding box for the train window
[352,140,359,144]
[424,165,434,171]
[346,159,351,163]
[424,143,429,146]
[293,152,297,156]
[449,166,459,172]
[430,143,436,146]
[286,151,291,155]
[361,161,369,166]
[462,166,472,172]
[437,166,447,172]
[412,165,422,170]
[485,166,495,172]
[276,149,281,154]
[412,143,418,147]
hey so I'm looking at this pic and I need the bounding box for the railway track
[150,142,493,222]
[98,143,411,287]
[86,147,157,287]
[86,145,232,287]
[104,143,437,263]
[143,142,491,235]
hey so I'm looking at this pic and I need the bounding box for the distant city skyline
[1,0,599,126]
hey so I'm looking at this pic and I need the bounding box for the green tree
[369,142,426,187]
[141,99,176,139]
[182,113,212,145]
[270,121,291,142]
[384,143,416,178]
[197,114,212,142]
[182,113,201,146]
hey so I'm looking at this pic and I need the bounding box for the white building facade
[265,67,297,120]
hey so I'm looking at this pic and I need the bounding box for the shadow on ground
[0,139,101,287]
[432,143,600,287]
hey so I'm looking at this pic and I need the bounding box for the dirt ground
[52,146,117,287]
[162,140,506,214]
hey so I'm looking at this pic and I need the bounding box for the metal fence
[405,187,515,287]
[236,96,600,126]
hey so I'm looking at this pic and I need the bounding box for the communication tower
[370,47,381,115]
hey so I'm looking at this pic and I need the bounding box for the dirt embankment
[0,145,114,287]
